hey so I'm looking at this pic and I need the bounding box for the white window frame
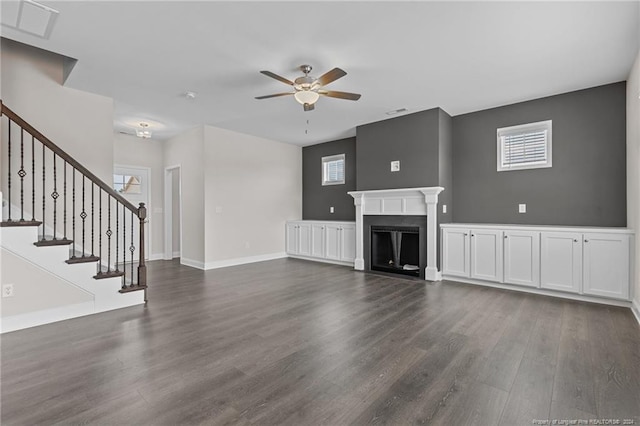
[322,154,345,186]
[497,120,552,172]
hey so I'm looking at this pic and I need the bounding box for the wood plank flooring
[2,258,639,425]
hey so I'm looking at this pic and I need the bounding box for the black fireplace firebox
[364,215,427,279]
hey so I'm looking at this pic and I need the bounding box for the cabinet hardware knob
[471,234,475,237]
[584,239,589,243]
[504,235,508,239]
[573,239,578,242]
[464,233,468,236]
[321,227,324,229]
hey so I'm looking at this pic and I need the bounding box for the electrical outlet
[442,204,447,214]
[2,284,14,298]
[330,206,334,213]
[390,161,400,172]
[519,204,527,213]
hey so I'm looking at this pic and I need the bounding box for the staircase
[1,101,148,330]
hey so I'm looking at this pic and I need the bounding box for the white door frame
[114,164,151,260]
[164,165,183,260]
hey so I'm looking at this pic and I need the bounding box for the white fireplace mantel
[348,187,444,281]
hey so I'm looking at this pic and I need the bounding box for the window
[322,154,345,185]
[497,120,552,171]
[113,174,142,194]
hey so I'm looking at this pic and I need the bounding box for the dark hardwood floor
[2,258,639,425]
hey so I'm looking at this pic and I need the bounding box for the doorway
[164,166,182,260]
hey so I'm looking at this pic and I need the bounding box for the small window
[322,154,345,186]
[497,120,552,172]
[113,174,142,194]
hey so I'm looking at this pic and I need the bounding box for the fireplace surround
[348,187,444,281]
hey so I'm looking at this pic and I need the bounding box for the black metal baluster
[106,197,112,273]
[130,211,135,286]
[7,119,11,222]
[81,176,86,255]
[31,135,35,222]
[72,169,76,258]
[91,182,95,257]
[41,142,45,241]
[52,153,58,240]
[115,201,119,272]
[63,161,67,240]
[122,204,127,289]
[19,128,25,221]
[99,190,102,274]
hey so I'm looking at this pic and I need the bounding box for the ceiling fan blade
[255,92,294,100]
[319,90,361,101]
[303,103,315,112]
[260,70,294,86]
[317,68,347,86]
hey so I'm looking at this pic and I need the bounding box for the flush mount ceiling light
[136,122,152,139]
[0,0,59,39]
[256,65,361,112]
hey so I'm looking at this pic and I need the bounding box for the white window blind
[322,154,345,185]
[497,120,552,171]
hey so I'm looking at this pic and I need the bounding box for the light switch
[215,206,222,214]
[442,204,447,214]
[390,161,400,172]
[518,204,526,213]
[330,207,334,213]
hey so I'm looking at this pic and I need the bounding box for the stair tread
[66,255,100,264]
[118,285,147,294]
[34,238,73,247]
[1,220,42,227]
[93,270,125,280]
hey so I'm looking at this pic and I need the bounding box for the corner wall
[203,125,301,268]
[627,50,640,319]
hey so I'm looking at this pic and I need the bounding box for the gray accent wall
[452,82,627,226]
[302,137,356,221]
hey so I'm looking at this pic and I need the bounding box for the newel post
[137,203,147,297]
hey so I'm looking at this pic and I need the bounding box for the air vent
[1,0,59,39]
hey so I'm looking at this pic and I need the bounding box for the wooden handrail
[0,101,140,216]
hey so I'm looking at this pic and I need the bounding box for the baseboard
[173,251,180,259]
[287,254,354,267]
[632,299,640,326]
[442,275,633,308]
[1,301,95,334]
[149,253,164,261]
[181,257,205,270]
[204,252,287,270]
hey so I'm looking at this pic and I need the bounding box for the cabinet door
[583,233,629,300]
[325,224,341,261]
[540,232,582,293]
[298,223,312,256]
[470,229,503,282]
[311,223,326,258]
[340,224,356,262]
[442,228,470,277]
[285,222,299,255]
[504,231,540,287]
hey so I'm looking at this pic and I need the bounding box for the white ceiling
[2,1,639,146]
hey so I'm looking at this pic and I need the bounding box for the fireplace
[348,187,443,281]
[365,216,427,279]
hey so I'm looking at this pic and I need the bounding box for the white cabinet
[504,230,540,288]
[540,232,582,293]
[441,227,502,283]
[582,233,629,300]
[442,228,470,277]
[286,221,355,266]
[311,223,325,258]
[286,222,311,256]
[442,224,633,303]
[470,229,503,282]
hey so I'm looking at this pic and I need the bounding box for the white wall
[172,170,180,256]
[203,125,301,267]
[113,132,164,259]
[1,39,114,184]
[627,49,640,318]
[1,248,93,317]
[164,126,205,267]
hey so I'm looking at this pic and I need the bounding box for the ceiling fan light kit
[256,64,361,111]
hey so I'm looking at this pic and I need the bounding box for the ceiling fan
[255,65,361,111]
